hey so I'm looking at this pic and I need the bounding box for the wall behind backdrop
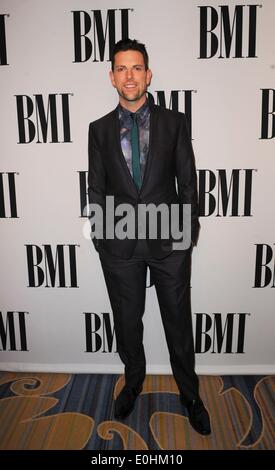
[1,0,274,375]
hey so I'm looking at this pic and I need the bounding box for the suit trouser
[99,240,199,402]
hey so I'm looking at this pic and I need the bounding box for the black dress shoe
[181,396,211,436]
[114,384,142,420]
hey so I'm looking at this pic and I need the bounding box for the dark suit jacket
[88,100,200,259]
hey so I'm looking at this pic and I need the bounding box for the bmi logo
[198,169,256,217]
[147,90,195,139]
[198,4,260,58]
[195,313,249,353]
[72,9,132,62]
[84,312,117,353]
[0,172,18,218]
[25,244,79,287]
[15,94,72,143]
[0,311,29,351]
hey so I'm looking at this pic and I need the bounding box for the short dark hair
[111,38,149,71]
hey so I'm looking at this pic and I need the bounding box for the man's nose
[126,68,133,79]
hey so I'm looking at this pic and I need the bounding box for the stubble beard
[118,87,147,103]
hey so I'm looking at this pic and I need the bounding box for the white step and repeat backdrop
[1,0,274,375]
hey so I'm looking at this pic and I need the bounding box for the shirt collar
[118,98,150,122]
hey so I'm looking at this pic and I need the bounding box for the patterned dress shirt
[118,98,150,184]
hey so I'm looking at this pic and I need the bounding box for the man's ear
[109,70,116,87]
[146,69,152,86]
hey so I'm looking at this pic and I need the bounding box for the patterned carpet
[0,372,274,450]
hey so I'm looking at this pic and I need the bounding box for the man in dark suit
[88,39,211,435]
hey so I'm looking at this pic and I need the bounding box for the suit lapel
[140,103,157,194]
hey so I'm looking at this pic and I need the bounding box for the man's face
[109,50,152,110]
